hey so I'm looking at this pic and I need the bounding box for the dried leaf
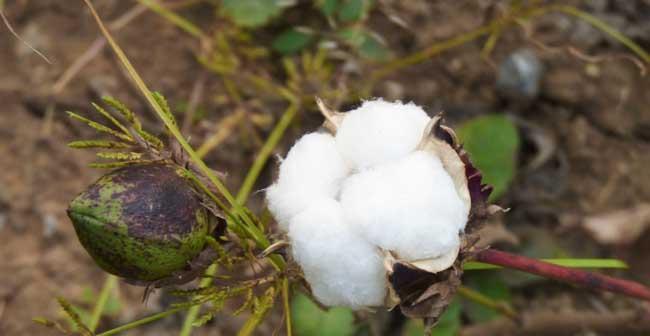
[582,203,650,244]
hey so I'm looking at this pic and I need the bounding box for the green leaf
[338,0,371,23]
[457,114,519,200]
[402,300,461,336]
[336,27,390,61]
[292,293,356,336]
[464,258,628,271]
[317,0,339,17]
[221,0,293,28]
[463,272,511,323]
[272,27,315,54]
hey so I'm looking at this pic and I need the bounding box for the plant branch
[474,249,650,301]
[96,306,188,336]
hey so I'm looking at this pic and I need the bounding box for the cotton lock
[267,99,472,309]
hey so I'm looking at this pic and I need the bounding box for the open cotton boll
[340,151,468,261]
[288,198,386,309]
[266,132,350,231]
[335,99,431,169]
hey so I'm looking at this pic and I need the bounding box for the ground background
[1,0,649,335]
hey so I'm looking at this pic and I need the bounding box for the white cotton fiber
[340,151,468,261]
[266,132,350,231]
[335,99,431,169]
[288,199,386,309]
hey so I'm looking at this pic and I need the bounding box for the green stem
[464,258,627,271]
[88,275,118,331]
[235,102,299,204]
[457,286,517,319]
[135,0,205,39]
[96,306,187,336]
[282,278,292,336]
[179,264,218,336]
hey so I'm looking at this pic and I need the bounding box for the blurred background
[1,0,649,335]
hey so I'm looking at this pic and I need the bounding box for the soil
[1,0,649,335]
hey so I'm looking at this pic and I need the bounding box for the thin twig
[0,10,51,64]
[474,249,650,301]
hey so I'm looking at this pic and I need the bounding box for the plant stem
[88,275,118,331]
[236,102,299,204]
[282,278,292,336]
[457,285,517,319]
[179,264,217,336]
[96,306,187,336]
[474,249,650,301]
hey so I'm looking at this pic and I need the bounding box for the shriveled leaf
[221,0,293,28]
[292,292,356,336]
[68,140,131,149]
[582,203,650,244]
[402,300,461,336]
[272,27,315,54]
[338,0,371,23]
[457,114,519,200]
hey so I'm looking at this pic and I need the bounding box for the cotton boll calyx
[266,132,349,231]
[340,151,467,264]
[288,198,386,309]
[335,99,430,169]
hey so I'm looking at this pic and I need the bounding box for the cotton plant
[266,98,495,322]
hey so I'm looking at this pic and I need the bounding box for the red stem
[474,249,650,301]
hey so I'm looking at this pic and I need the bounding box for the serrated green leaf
[402,300,461,336]
[68,140,131,149]
[67,112,134,142]
[292,293,356,336]
[338,0,371,23]
[57,297,92,336]
[92,102,131,136]
[457,114,519,200]
[96,151,143,161]
[221,0,293,28]
[102,96,141,130]
[317,0,339,17]
[463,272,511,323]
[151,92,177,128]
[272,27,315,54]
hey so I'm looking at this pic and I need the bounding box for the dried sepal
[315,96,345,133]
